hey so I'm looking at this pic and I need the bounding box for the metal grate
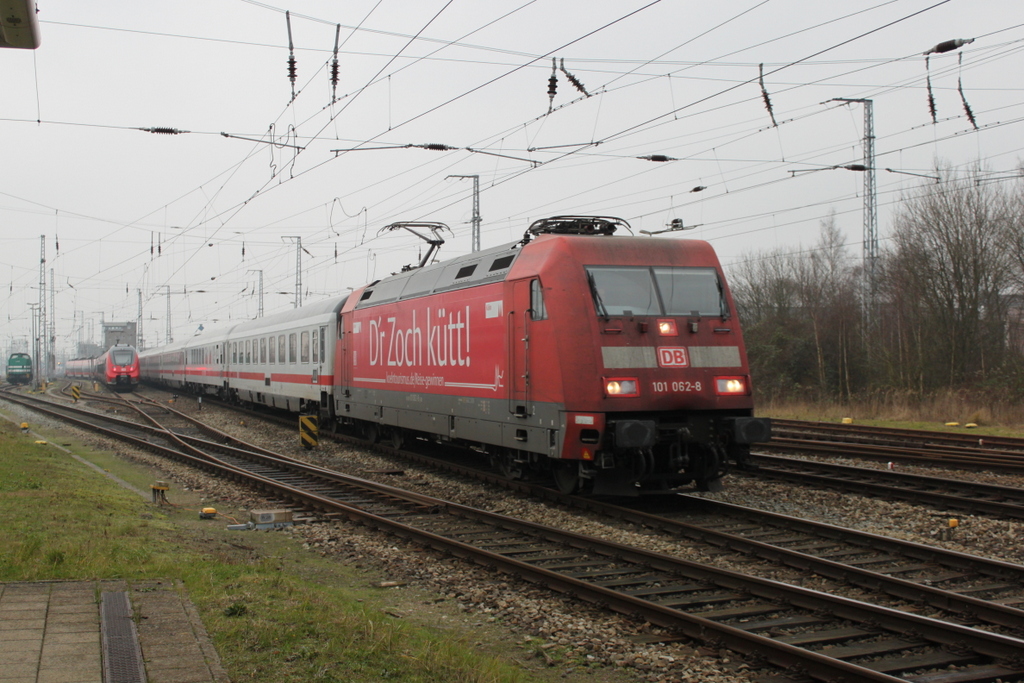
[101,591,147,683]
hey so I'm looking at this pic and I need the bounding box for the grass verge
[0,418,539,683]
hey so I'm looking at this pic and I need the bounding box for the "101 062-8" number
[652,380,702,393]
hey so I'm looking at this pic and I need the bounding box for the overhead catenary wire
[8,0,1022,344]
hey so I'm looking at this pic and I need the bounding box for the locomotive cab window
[585,266,727,318]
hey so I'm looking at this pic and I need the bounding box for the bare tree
[878,166,1013,389]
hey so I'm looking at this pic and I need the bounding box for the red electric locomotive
[140,216,769,495]
[338,216,770,495]
[66,344,140,392]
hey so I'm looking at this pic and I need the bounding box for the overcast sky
[2,0,1021,355]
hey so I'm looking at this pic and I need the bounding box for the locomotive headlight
[714,376,748,395]
[604,378,639,397]
[657,319,678,336]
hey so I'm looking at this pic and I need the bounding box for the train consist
[66,344,140,392]
[140,216,770,495]
[6,352,32,385]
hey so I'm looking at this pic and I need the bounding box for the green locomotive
[6,352,32,385]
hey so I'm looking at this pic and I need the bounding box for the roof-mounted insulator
[286,11,298,102]
[547,57,558,113]
[559,58,589,97]
[330,24,341,102]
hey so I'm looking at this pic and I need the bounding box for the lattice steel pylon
[833,98,877,322]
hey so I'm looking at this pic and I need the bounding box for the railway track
[747,453,1024,520]
[769,419,1024,472]
[6,387,1024,681]
[181,395,1024,633]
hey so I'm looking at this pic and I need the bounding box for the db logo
[657,347,689,368]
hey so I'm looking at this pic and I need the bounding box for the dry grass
[759,390,1024,434]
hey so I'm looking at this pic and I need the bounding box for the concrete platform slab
[0,581,228,683]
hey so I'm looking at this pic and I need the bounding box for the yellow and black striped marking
[299,415,319,450]
[71,385,81,402]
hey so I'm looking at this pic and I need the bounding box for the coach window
[320,326,327,362]
[244,340,249,364]
[269,336,276,364]
[301,331,310,363]
[312,330,318,363]
[530,279,548,320]
[259,338,266,364]
[232,342,237,364]
[279,336,287,364]
[289,333,297,363]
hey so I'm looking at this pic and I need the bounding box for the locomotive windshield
[112,349,135,365]
[585,266,728,318]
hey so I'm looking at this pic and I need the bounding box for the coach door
[509,278,533,417]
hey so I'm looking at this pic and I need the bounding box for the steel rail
[772,419,1024,452]
[748,454,1024,519]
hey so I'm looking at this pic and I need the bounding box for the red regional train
[140,216,770,495]
[66,344,140,392]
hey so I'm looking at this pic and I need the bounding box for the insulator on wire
[759,63,778,127]
[925,55,937,124]
[418,143,457,151]
[286,11,298,102]
[242,241,246,259]
[958,53,978,130]
[559,58,589,97]
[547,57,558,113]
[924,37,974,55]
[330,24,341,101]
[639,154,676,162]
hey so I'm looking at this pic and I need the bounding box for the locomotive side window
[653,267,728,317]
[289,333,297,363]
[585,266,727,318]
[530,279,547,320]
[269,336,276,364]
[301,331,310,363]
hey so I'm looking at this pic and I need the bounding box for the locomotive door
[509,278,532,416]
